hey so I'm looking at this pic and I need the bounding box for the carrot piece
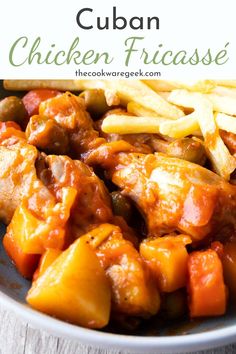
[188,249,227,317]
[23,89,61,117]
[3,230,39,279]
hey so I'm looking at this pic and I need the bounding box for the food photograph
[2,0,236,350]
[0,79,236,353]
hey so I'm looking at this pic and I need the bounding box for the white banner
[0,0,235,79]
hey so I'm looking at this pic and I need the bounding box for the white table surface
[0,305,235,354]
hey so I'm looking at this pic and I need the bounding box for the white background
[0,0,236,79]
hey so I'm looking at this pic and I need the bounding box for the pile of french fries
[4,79,236,180]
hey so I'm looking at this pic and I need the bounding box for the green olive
[80,89,109,119]
[0,96,27,123]
[166,138,206,165]
[111,191,132,222]
[152,137,207,165]
[163,289,187,320]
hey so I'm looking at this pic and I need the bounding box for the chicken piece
[26,115,69,155]
[81,224,160,317]
[86,147,236,241]
[0,121,26,145]
[0,132,78,277]
[0,121,76,227]
[0,118,113,228]
[37,154,113,235]
[0,133,54,225]
[27,92,105,158]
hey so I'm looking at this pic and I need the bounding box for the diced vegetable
[3,229,39,279]
[5,202,65,254]
[187,249,227,317]
[23,89,61,117]
[33,249,62,281]
[27,238,111,328]
[140,235,191,292]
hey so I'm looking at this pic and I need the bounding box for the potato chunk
[27,238,111,328]
[33,249,62,281]
[140,235,191,292]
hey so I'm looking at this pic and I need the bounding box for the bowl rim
[1,291,236,353]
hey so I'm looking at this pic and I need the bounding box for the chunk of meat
[38,154,113,235]
[26,115,69,155]
[86,146,236,241]
[27,92,105,158]
[0,124,74,228]
[81,224,160,317]
[0,120,113,231]
[0,139,41,224]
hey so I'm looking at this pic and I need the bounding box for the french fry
[212,86,236,99]
[102,114,168,134]
[142,80,179,92]
[104,89,120,106]
[156,92,171,100]
[127,102,160,117]
[4,80,104,91]
[159,112,199,138]
[104,103,199,139]
[215,113,236,134]
[4,80,76,91]
[168,90,236,180]
[106,80,183,119]
[214,80,236,88]
[144,80,215,93]
[205,93,236,115]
